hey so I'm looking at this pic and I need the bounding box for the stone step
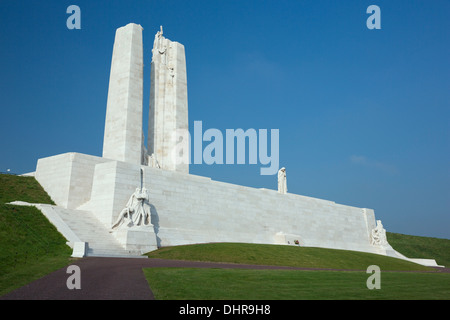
[11,202,151,258]
[45,205,143,258]
[86,247,145,258]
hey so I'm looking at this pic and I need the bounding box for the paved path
[0,257,311,300]
[2,257,449,300]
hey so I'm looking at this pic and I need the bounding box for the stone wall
[35,152,379,254]
[35,153,109,209]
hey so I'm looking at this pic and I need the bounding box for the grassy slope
[0,174,55,205]
[0,174,72,296]
[387,232,450,267]
[145,228,450,300]
[145,238,450,300]
[146,242,433,271]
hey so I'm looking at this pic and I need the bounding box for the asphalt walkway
[1,257,314,300]
[2,257,448,300]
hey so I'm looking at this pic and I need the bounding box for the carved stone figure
[112,187,152,229]
[132,187,151,226]
[152,25,167,65]
[111,188,139,229]
[278,167,287,194]
[148,153,161,168]
[371,220,388,245]
[152,26,163,51]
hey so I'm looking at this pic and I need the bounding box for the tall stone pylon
[148,26,189,173]
[103,23,144,165]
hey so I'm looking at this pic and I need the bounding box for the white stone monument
[109,167,158,253]
[148,26,189,173]
[29,23,442,266]
[103,23,145,165]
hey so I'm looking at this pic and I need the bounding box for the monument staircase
[36,204,145,258]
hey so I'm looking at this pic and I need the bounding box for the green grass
[0,174,54,205]
[1,173,449,300]
[0,174,72,296]
[146,242,433,272]
[144,267,450,300]
[145,239,450,300]
[387,232,450,267]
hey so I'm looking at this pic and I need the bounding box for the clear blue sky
[0,0,449,239]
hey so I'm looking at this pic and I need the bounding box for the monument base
[71,241,88,258]
[114,225,158,254]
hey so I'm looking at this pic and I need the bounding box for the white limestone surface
[35,153,109,209]
[140,166,378,254]
[49,153,378,254]
[72,242,87,258]
[113,226,158,254]
[33,152,443,266]
[78,160,143,229]
[35,152,377,253]
[102,23,144,165]
[148,28,189,173]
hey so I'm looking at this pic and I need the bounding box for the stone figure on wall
[152,25,167,65]
[148,153,161,169]
[132,187,151,226]
[153,26,164,51]
[371,220,387,246]
[278,167,287,194]
[111,187,152,229]
[112,188,138,229]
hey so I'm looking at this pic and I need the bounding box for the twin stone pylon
[102,23,188,173]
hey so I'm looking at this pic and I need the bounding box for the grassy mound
[387,232,450,267]
[145,238,450,300]
[0,174,54,205]
[0,174,72,296]
[146,242,433,272]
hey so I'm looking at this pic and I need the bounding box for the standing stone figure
[148,153,161,168]
[371,220,388,246]
[278,167,287,194]
[152,26,167,62]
